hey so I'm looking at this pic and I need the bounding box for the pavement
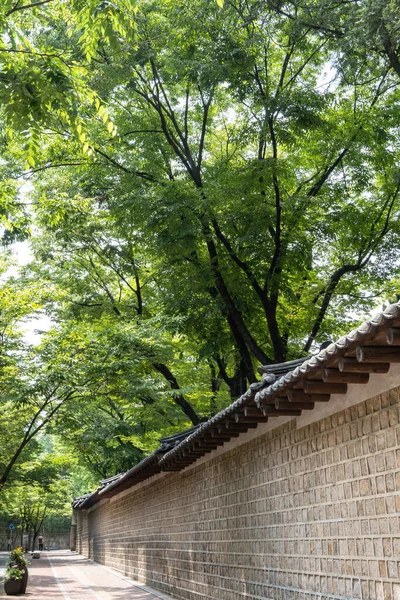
[0,554,6,580]
[0,550,172,600]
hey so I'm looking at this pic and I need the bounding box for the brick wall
[75,387,400,600]
[76,509,89,557]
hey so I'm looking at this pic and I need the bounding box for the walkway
[0,551,171,600]
[0,554,6,580]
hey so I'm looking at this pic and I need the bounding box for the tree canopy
[0,0,400,497]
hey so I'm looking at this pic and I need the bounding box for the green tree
[3,0,400,489]
[28,0,400,393]
[0,265,92,491]
[0,0,135,240]
[0,440,78,550]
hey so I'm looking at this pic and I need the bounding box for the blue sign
[8,524,15,530]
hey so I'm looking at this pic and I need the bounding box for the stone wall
[43,532,71,550]
[76,510,89,557]
[75,387,400,600]
[0,524,70,551]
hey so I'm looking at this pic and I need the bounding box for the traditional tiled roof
[73,302,400,510]
[255,305,400,403]
[72,493,92,509]
[258,356,310,379]
[72,426,201,508]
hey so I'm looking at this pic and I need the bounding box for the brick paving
[0,551,170,600]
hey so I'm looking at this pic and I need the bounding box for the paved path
[0,551,170,600]
[0,553,7,580]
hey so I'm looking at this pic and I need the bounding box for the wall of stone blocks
[75,509,89,557]
[75,386,400,600]
[0,524,70,551]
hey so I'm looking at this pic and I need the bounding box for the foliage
[5,547,27,582]
[5,566,24,581]
[0,0,133,146]
[8,547,27,568]
[0,437,77,550]
[27,0,400,390]
[0,0,131,241]
[1,0,400,493]
[0,263,91,491]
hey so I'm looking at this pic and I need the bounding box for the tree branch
[303,183,399,352]
[0,389,75,490]
[152,362,200,425]
[24,162,86,177]
[303,263,363,352]
[5,0,55,16]
[94,148,156,182]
